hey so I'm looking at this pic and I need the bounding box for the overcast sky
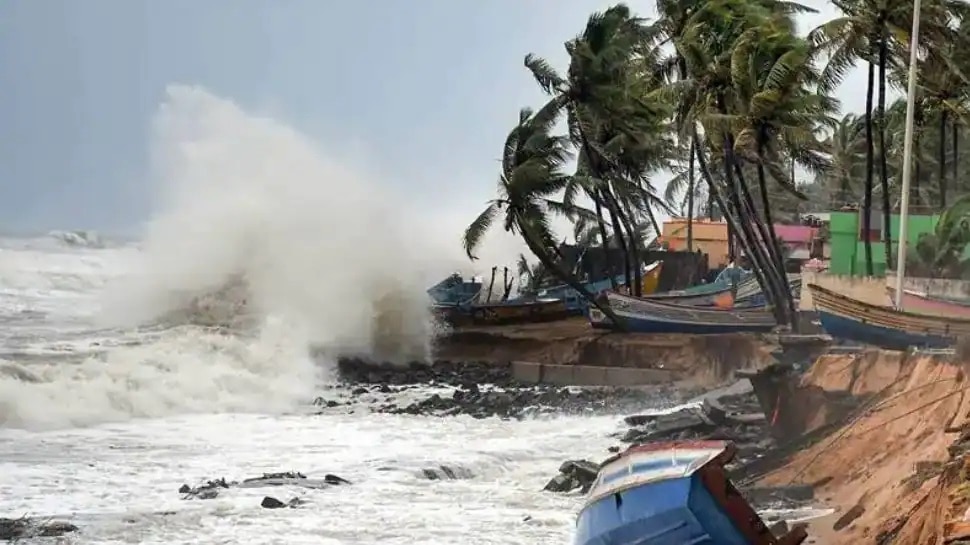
[0,0,867,234]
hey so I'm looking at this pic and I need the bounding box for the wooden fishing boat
[575,440,807,545]
[588,291,777,334]
[539,262,663,314]
[434,297,570,326]
[427,273,482,305]
[809,283,970,349]
[644,276,757,308]
[886,287,970,320]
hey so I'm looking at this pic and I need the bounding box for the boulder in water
[0,517,78,540]
[543,460,600,493]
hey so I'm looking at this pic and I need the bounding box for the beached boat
[735,275,802,308]
[537,262,664,315]
[644,273,760,308]
[886,287,970,320]
[434,297,570,326]
[809,283,970,349]
[588,290,777,334]
[575,440,807,545]
[427,273,482,306]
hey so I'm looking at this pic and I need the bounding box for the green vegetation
[463,1,970,328]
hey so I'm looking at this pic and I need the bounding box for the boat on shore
[588,290,777,334]
[539,261,664,315]
[809,283,970,349]
[886,287,970,320]
[575,440,807,545]
[433,297,571,326]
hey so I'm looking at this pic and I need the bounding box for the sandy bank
[432,318,777,388]
[756,349,970,544]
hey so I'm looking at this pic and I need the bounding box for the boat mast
[893,0,922,310]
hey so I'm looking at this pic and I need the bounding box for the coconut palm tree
[462,106,623,325]
[817,114,866,207]
[523,4,671,296]
[812,0,966,272]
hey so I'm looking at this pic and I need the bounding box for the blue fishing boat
[538,275,627,315]
[576,440,807,545]
[808,283,970,349]
[589,291,777,334]
[427,273,482,306]
[538,262,663,314]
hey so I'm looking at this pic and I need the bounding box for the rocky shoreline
[14,345,957,544]
[331,356,821,518]
[322,357,703,419]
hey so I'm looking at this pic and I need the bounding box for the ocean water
[0,86,828,544]
[0,233,666,544]
[0,86,646,544]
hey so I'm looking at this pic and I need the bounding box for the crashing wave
[151,273,258,332]
[48,230,105,249]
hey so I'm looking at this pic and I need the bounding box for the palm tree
[462,106,623,325]
[813,0,966,273]
[516,254,549,297]
[523,4,671,296]
[818,113,866,207]
[726,21,837,319]
[664,0,816,325]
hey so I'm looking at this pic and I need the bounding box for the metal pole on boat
[893,0,922,311]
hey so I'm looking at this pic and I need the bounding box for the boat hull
[816,309,953,350]
[809,283,970,349]
[434,299,570,326]
[891,288,970,320]
[576,441,804,545]
[589,291,776,334]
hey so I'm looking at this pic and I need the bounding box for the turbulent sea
[0,86,682,544]
[0,233,685,545]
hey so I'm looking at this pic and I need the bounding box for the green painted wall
[828,211,940,276]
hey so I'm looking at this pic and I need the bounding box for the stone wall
[799,271,970,310]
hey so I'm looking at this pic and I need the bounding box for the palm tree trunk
[609,194,644,296]
[486,267,497,302]
[692,130,778,324]
[733,158,790,325]
[687,141,696,253]
[914,103,923,205]
[518,222,625,330]
[941,111,949,210]
[716,91,787,323]
[954,120,960,200]
[502,267,512,301]
[877,38,893,270]
[756,136,797,326]
[592,196,619,289]
[600,189,634,293]
[863,60,876,276]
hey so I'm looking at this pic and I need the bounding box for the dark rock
[180,477,230,500]
[0,517,78,540]
[768,521,790,539]
[544,459,600,494]
[181,471,349,500]
[743,485,814,506]
[420,465,475,480]
[324,474,351,485]
[261,496,287,509]
[259,495,307,509]
[833,503,865,531]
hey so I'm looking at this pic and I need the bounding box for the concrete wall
[799,271,970,310]
[510,361,675,386]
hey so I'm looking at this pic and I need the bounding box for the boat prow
[575,440,806,545]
